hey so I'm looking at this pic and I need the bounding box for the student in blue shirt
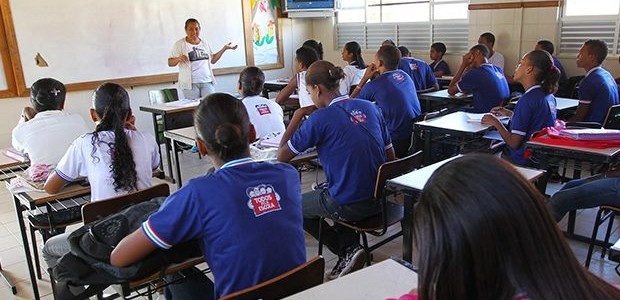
[278,60,395,280]
[569,39,619,124]
[397,46,439,93]
[111,93,306,299]
[535,40,567,84]
[351,45,421,158]
[482,50,558,166]
[429,42,451,77]
[448,44,510,113]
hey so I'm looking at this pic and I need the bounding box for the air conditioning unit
[284,0,339,18]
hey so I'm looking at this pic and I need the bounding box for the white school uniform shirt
[488,51,505,71]
[54,129,160,201]
[339,64,366,96]
[12,110,89,166]
[242,95,285,139]
[296,71,314,107]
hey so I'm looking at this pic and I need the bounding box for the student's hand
[490,106,511,117]
[364,63,379,78]
[481,113,500,127]
[178,55,189,64]
[124,114,136,130]
[461,52,473,67]
[21,107,36,121]
[223,42,238,50]
[293,105,317,119]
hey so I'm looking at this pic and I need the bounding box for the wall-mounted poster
[243,0,284,69]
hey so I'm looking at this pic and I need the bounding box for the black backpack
[52,197,202,300]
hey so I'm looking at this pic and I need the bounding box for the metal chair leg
[29,225,42,279]
[601,211,616,259]
[360,233,372,266]
[586,208,606,267]
[317,217,324,256]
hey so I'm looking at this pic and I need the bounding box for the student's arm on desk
[481,113,523,149]
[110,229,157,267]
[567,103,589,122]
[277,106,316,162]
[275,77,297,104]
[448,53,473,95]
[43,173,67,194]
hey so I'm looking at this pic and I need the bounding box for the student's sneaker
[325,245,366,281]
[190,145,199,153]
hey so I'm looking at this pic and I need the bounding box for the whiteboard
[9,0,247,87]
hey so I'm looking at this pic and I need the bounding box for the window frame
[558,0,620,57]
[0,0,27,98]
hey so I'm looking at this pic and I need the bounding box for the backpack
[52,197,203,300]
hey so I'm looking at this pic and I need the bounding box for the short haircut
[431,42,447,55]
[470,44,490,59]
[536,40,555,55]
[479,32,496,45]
[382,39,396,46]
[376,45,401,70]
[185,18,200,29]
[238,66,265,97]
[584,39,609,65]
[295,46,319,69]
[397,46,411,57]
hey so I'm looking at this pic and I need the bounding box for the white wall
[0,18,313,148]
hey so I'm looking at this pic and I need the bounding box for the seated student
[112,93,305,299]
[352,45,421,158]
[569,39,619,124]
[478,32,504,70]
[42,82,160,269]
[238,66,285,139]
[275,46,319,108]
[448,44,510,113]
[397,46,439,93]
[339,41,366,96]
[481,50,558,166]
[277,61,395,280]
[12,78,89,166]
[303,39,323,60]
[429,42,451,77]
[391,154,620,300]
[536,40,568,84]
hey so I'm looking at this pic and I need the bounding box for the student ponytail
[91,83,137,192]
[239,66,265,97]
[194,93,251,162]
[527,50,560,95]
[30,78,66,112]
[305,61,345,91]
[344,41,366,70]
[303,39,323,60]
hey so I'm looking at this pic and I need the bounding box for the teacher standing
[169,18,238,99]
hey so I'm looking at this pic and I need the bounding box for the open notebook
[465,113,509,123]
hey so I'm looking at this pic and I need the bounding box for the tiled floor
[0,149,618,299]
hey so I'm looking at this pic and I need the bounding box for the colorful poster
[251,0,279,65]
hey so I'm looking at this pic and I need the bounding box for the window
[336,0,469,54]
[559,0,620,56]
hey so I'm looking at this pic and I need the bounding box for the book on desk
[557,128,620,141]
[2,148,29,162]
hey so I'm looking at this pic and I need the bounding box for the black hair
[414,154,620,300]
[185,18,200,29]
[29,78,66,113]
[479,32,496,45]
[381,39,396,46]
[376,45,401,70]
[302,40,324,60]
[344,41,366,69]
[91,83,137,193]
[305,60,345,91]
[471,44,490,59]
[537,40,555,55]
[238,66,265,97]
[431,42,447,55]
[526,50,560,95]
[296,46,319,69]
[397,46,411,57]
[194,93,251,162]
[584,39,609,65]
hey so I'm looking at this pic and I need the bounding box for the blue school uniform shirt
[398,57,438,91]
[578,66,620,123]
[552,56,567,83]
[509,85,555,165]
[288,96,392,205]
[430,59,451,76]
[142,158,306,298]
[457,63,510,113]
[358,70,421,141]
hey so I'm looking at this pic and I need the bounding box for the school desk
[140,100,199,183]
[414,111,492,164]
[285,258,418,299]
[417,89,472,112]
[164,127,318,188]
[436,75,454,89]
[526,138,620,243]
[387,154,544,263]
[511,97,579,112]
[263,78,289,98]
[0,153,30,295]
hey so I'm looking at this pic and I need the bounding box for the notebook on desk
[558,129,620,141]
[2,148,29,162]
[465,113,509,123]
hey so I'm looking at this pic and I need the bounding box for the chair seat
[600,205,620,212]
[335,201,404,233]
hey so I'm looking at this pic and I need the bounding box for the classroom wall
[0,18,313,148]
[311,0,619,81]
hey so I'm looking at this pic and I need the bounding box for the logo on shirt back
[246,184,282,217]
[349,109,367,125]
[409,63,418,71]
[392,72,406,82]
[255,103,272,115]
